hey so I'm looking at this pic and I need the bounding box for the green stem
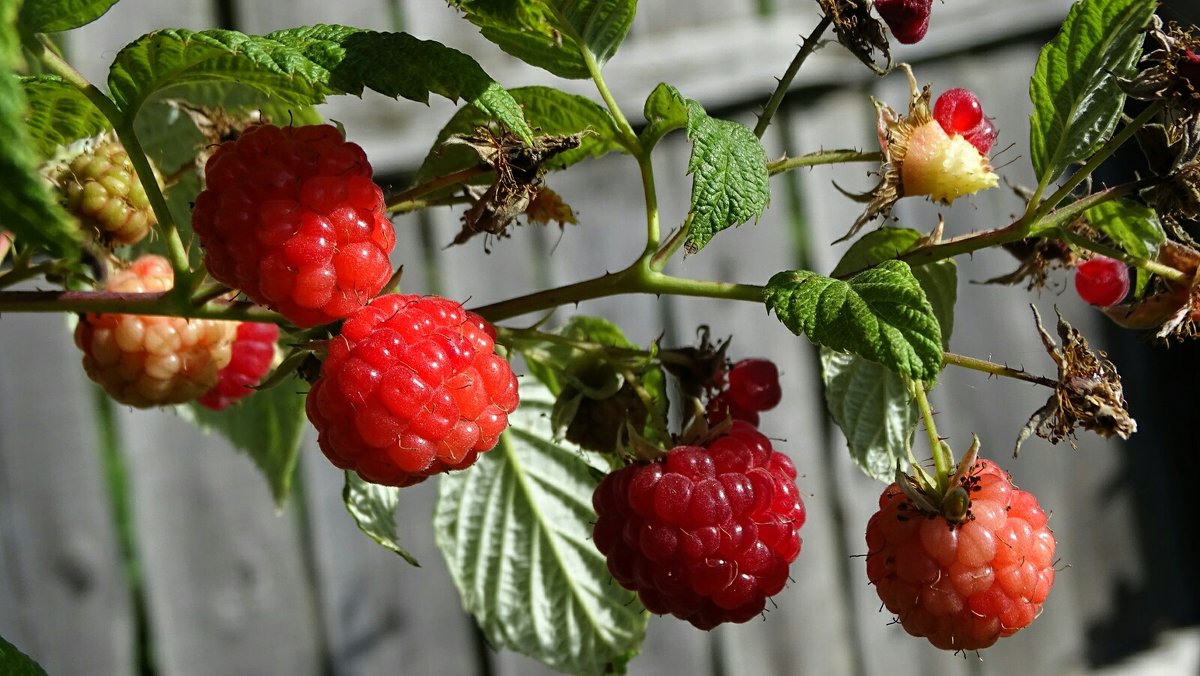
[32,34,193,294]
[767,149,882,175]
[649,214,693,272]
[577,45,639,153]
[384,166,490,210]
[0,289,290,324]
[1058,229,1188,284]
[754,14,832,139]
[390,195,472,215]
[910,379,952,493]
[942,352,1058,389]
[637,153,662,254]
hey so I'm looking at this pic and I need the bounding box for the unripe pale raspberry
[900,120,1000,203]
[50,135,158,245]
[192,124,396,328]
[865,459,1056,650]
[592,421,805,630]
[198,321,281,410]
[74,255,237,408]
[305,293,519,487]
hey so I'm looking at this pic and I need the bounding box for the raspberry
[192,124,396,328]
[874,0,934,44]
[705,392,760,427]
[198,321,281,410]
[50,134,158,245]
[74,255,237,408]
[305,293,519,487]
[933,89,997,155]
[727,358,782,412]
[1074,256,1130,307]
[865,459,1056,650]
[592,421,806,630]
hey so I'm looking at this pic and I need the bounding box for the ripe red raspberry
[74,255,237,408]
[705,392,760,427]
[1074,256,1130,307]
[592,421,806,630]
[865,459,1056,650]
[727,358,782,412]
[933,89,997,155]
[874,0,934,44]
[50,134,158,245]
[305,294,519,487]
[198,321,280,411]
[192,124,396,328]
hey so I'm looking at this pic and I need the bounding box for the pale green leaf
[21,75,111,158]
[821,349,916,482]
[1029,0,1156,185]
[640,82,688,148]
[434,382,647,675]
[765,260,943,380]
[343,472,419,566]
[18,0,118,33]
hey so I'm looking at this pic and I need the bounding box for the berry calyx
[305,293,519,487]
[874,0,934,44]
[1074,256,1130,307]
[865,459,1056,650]
[592,421,805,630]
[49,134,158,245]
[198,321,281,411]
[192,124,396,328]
[74,255,237,408]
[726,358,782,413]
[933,88,997,155]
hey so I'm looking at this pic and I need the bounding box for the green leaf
[106,26,529,140]
[450,0,637,79]
[0,4,82,258]
[21,75,111,158]
[434,383,647,675]
[820,349,916,482]
[18,0,118,33]
[415,86,624,184]
[682,99,770,253]
[765,260,943,380]
[181,377,308,506]
[912,259,956,351]
[0,634,48,676]
[342,471,419,566]
[1029,0,1155,185]
[830,227,922,278]
[1083,198,1164,295]
[640,82,688,149]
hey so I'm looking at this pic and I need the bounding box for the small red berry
[592,421,805,630]
[727,358,782,412]
[198,322,280,411]
[192,124,396,328]
[933,88,996,155]
[705,391,760,427]
[866,459,1056,651]
[305,294,519,487]
[874,0,934,45]
[1074,256,1130,307]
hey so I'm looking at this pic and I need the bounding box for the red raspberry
[727,358,782,412]
[192,124,396,328]
[874,0,934,44]
[198,321,280,411]
[74,255,237,408]
[933,88,997,155]
[705,391,760,427]
[592,421,806,630]
[865,459,1056,650]
[305,294,520,487]
[1074,256,1130,307]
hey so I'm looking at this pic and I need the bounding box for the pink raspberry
[192,124,396,328]
[305,294,519,486]
[592,421,806,629]
[198,321,280,410]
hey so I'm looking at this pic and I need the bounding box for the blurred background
[2,0,1199,674]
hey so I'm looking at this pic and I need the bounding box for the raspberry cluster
[305,294,520,486]
[865,459,1056,650]
[706,358,782,427]
[192,124,396,327]
[592,421,805,629]
[52,135,157,245]
[933,88,997,155]
[198,321,280,411]
[74,255,237,408]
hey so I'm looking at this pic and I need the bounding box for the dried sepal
[1015,306,1136,455]
[815,0,892,74]
[983,237,1078,290]
[1120,16,1200,122]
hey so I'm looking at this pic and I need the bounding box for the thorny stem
[32,34,193,296]
[384,166,490,211]
[0,290,290,324]
[390,195,472,215]
[942,352,1058,389]
[911,378,953,494]
[767,149,882,175]
[754,14,833,139]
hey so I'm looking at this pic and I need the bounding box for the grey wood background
[3,0,1199,674]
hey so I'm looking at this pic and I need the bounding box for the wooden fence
[3,0,1199,674]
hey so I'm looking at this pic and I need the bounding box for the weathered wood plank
[0,312,135,676]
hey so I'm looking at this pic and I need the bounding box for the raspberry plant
[0,0,1195,672]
